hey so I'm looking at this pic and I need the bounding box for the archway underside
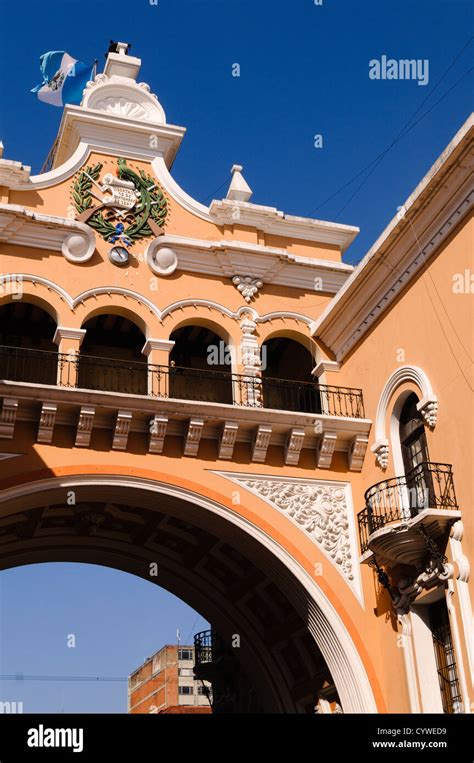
[0,482,341,714]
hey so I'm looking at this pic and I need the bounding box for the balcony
[0,344,364,416]
[0,345,370,465]
[358,462,461,567]
[194,629,236,685]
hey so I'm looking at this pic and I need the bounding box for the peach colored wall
[2,153,469,715]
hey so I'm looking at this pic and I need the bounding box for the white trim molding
[312,360,341,378]
[144,233,353,293]
[312,115,474,360]
[372,365,437,468]
[0,474,377,712]
[0,274,317,331]
[213,471,363,604]
[0,204,96,263]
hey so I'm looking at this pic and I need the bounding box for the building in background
[128,644,211,714]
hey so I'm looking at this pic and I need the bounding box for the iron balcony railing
[194,629,215,667]
[358,461,458,554]
[0,344,365,418]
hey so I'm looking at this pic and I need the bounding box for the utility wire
[336,64,473,222]
[201,176,232,205]
[308,36,474,219]
[0,674,126,683]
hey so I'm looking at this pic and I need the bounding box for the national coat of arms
[71,157,167,248]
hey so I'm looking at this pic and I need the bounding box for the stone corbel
[75,406,95,447]
[285,428,305,466]
[417,395,438,429]
[394,557,454,615]
[371,439,389,469]
[0,398,18,439]
[37,403,57,444]
[316,431,337,469]
[184,418,204,457]
[348,434,368,472]
[252,424,272,463]
[219,421,239,460]
[149,414,168,454]
[113,410,133,451]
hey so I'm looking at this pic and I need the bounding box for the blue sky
[0,0,472,713]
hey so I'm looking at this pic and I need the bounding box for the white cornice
[0,204,96,262]
[209,198,359,251]
[145,234,353,292]
[312,114,474,360]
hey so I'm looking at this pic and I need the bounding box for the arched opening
[0,302,58,384]
[169,325,233,404]
[79,314,147,395]
[397,392,435,513]
[0,477,377,713]
[261,337,320,413]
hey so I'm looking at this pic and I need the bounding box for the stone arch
[0,469,381,714]
[0,275,72,326]
[76,299,154,339]
[371,366,438,470]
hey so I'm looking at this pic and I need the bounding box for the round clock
[109,246,130,267]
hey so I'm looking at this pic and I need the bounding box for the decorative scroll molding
[219,421,239,460]
[252,424,272,463]
[75,406,95,447]
[285,428,305,466]
[184,418,204,456]
[232,275,263,303]
[113,410,133,451]
[0,398,18,439]
[0,205,96,263]
[213,472,363,601]
[149,414,168,454]
[37,403,57,444]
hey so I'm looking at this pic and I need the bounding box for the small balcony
[0,344,365,418]
[194,629,237,687]
[358,462,461,567]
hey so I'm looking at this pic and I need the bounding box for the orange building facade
[128,645,211,714]
[0,43,472,714]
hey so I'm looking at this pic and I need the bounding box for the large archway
[0,472,378,714]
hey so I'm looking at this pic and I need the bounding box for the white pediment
[82,76,166,124]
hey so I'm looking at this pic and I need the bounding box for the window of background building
[178,686,193,695]
[178,649,193,661]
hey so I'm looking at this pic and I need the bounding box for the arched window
[78,314,147,395]
[398,392,434,513]
[169,325,233,404]
[261,338,320,413]
[0,302,58,384]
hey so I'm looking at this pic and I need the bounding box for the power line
[307,36,474,219]
[0,674,126,683]
[336,65,473,222]
[201,176,231,204]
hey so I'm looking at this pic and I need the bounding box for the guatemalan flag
[31,51,94,107]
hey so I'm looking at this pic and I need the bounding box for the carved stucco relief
[213,472,363,603]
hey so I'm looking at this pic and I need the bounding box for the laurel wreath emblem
[72,158,168,244]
